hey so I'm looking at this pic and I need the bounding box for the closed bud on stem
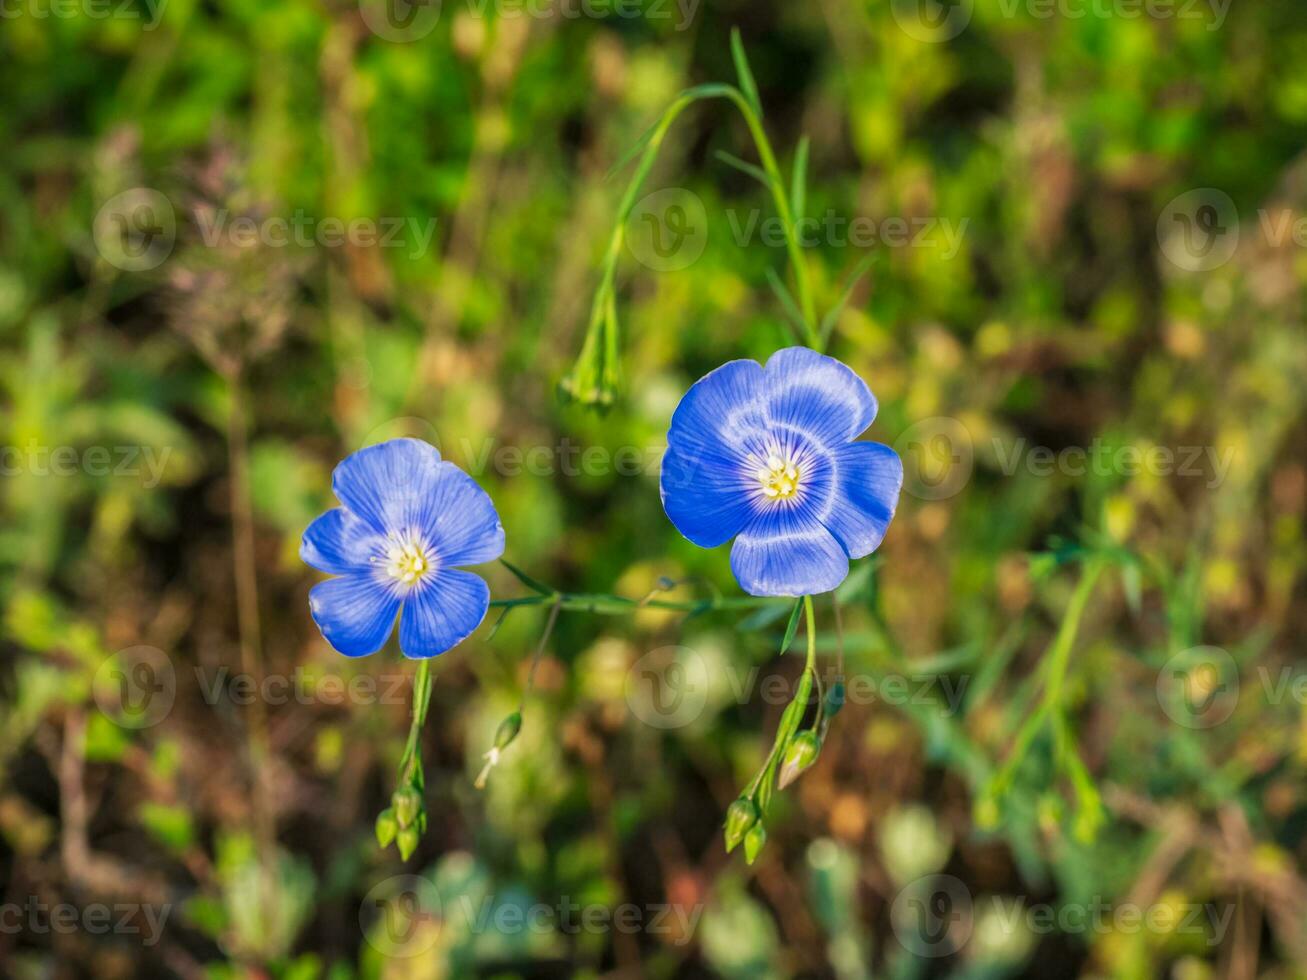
[723,798,759,853]
[743,823,767,865]
[494,711,522,750]
[824,678,845,719]
[375,807,398,848]
[396,825,420,861]
[393,786,422,828]
[777,730,821,790]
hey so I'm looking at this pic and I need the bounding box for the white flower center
[376,532,435,588]
[755,453,802,501]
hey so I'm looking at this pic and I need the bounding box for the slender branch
[489,590,782,615]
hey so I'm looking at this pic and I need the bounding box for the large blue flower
[660,347,903,596]
[301,438,505,658]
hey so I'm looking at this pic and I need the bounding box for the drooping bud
[776,730,821,790]
[393,786,422,828]
[494,711,522,750]
[375,807,398,848]
[743,823,767,865]
[723,798,759,853]
[396,825,420,861]
[823,677,845,720]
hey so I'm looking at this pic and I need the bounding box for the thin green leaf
[780,598,803,654]
[834,561,874,603]
[730,28,763,119]
[486,605,512,642]
[500,560,553,597]
[819,253,875,346]
[604,83,740,181]
[604,119,660,182]
[764,267,808,341]
[714,150,769,188]
[736,602,792,632]
[790,136,809,219]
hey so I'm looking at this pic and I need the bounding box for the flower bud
[723,798,759,853]
[777,730,821,790]
[396,825,420,861]
[824,678,845,720]
[743,823,767,865]
[375,807,398,848]
[394,786,422,828]
[494,711,522,750]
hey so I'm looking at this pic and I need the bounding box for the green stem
[802,594,817,675]
[565,83,820,405]
[990,559,1105,796]
[400,659,433,778]
[489,590,782,615]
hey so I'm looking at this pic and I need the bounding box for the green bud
[396,825,420,861]
[723,798,759,853]
[375,808,398,848]
[777,730,822,790]
[494,711,523,750]
[393,786,422,828]
[557,301,620,412]
[743,823,767,865]
[824,678,845,720]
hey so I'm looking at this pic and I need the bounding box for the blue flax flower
[661,347,902,596]
[302,438,505,658]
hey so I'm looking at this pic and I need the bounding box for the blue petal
[300,508,384,574]
[666,358,770,459]
[763,347,877,447]
[308,573,400,657]
[660,447,756,548]
[818,442,903,559]
[662,359,770,547]
[729,506,849,597]
[398,570,490,658]
[423,466,505,567]
[331,438,447,536]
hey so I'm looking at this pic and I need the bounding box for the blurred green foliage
[3,0,1307,977]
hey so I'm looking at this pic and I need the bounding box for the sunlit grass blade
[818,253,875,346]
[790,135,809,219]
[715,150,769,188]
[780,597,804,654]
[764,267,809,343]
[731,28,763,119]
[500,559,554,596]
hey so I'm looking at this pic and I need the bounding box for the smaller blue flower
[302,438,505,658]
[660,347,903,597]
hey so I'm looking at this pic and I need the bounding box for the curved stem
[400,659,433,778]
[489,590,782,615]
[802,594,817,675]
[564,82,820,405]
